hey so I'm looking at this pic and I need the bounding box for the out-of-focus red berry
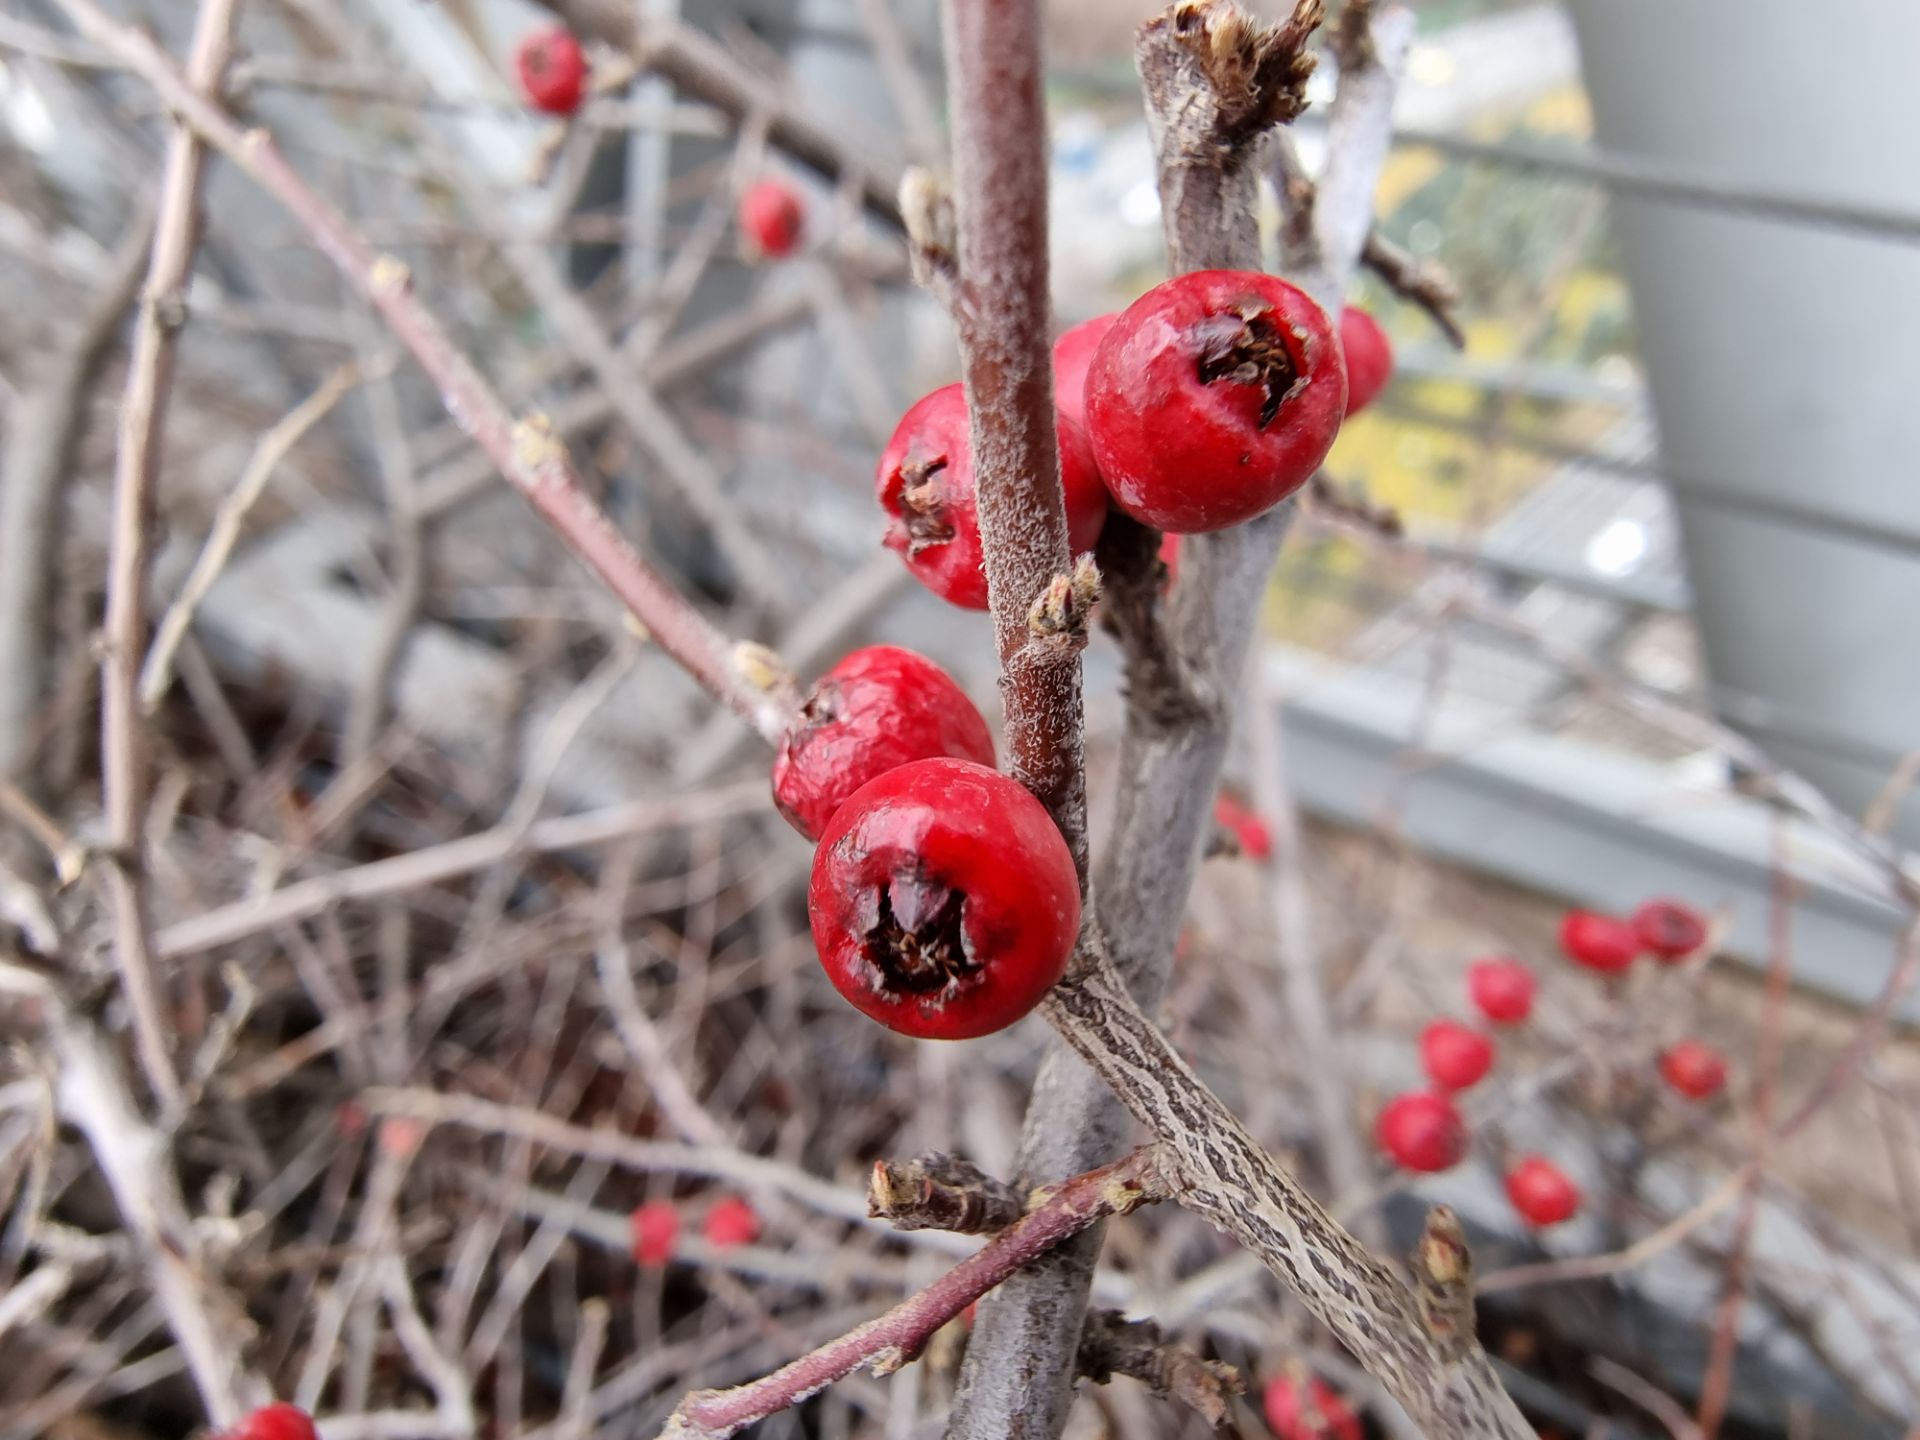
[703,1195,760,1249]
[1505,1156,1581,1227]
[1659,1039,1729,1100]
[1375,1091,1468,1172]
[630,1201,679,1266]
[1214,792,1273,861]
[1420,1019,1496,1092]
[1559,909,1640,974]
[513,26,588,116]
[1632,898,1708,962]
[1467,957,1536,1025]
[1052,312,1117,432]
[221,1403,318,1440]
[1262,1371,1363,1440]
[739,178,805,259]
[1338,305,1394,417]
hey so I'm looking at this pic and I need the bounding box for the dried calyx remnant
[1193,305,1303,428]
[894,455,956,553]
[1161,0,1325,147]
[861,871,979,996]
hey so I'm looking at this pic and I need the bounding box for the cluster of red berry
[1262,1369,1362,1440]
[1376,897,1731,1229]
[627,1193,760,1267]
[512,27,807,260]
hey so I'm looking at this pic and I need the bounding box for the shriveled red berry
[630,1201,679,1266]
[772,645,994,839]
[1505,1156,1581,1227]
[878,383,1108,610]
[1338,306,1394,417]
[739,178,805,259]
[808,757,1080,1039]
[221,1403,317,1440]
[1262,1372,1362,1440]
[1375,1090,1467,1172]
[703,1195,760,1249]
[1052,312,1117,431]
[1214,792,1272,861]
[1559,909,1640,974]
[1659,1039,1728,1100]
[1420,1019,1495,1092]
[1467,957,1536,1025]
[1084,269,1345,533]
[513,26,588,116]
[1632,898,1707,962]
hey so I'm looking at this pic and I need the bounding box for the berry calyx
[1659,1039,1728,1100]
[1632,898,1707,962]
[1505,1156,1581,1227]
[513,26,588,116]
[878,383,1108,610]
[1375,1090,1468,1172]
[1559,909,1640,974]
[739,178,805,260]
[1262,1371,1362,1440]
[1338,306,1394,417]
[1467,957,1536,1025]
[1214,792,1272,860]
[219,1403,317,1440]
[630,1201,679,1266]
[772,645,995,839]
[808,757,1080,1039]
[703,1195,760,1249]
[1083,269,1345,533]
[1419,1019,1495,1092]
[1051,312,1117,431]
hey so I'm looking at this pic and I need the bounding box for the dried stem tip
[868,1152,1026,1234]
[1149,0,1327,148]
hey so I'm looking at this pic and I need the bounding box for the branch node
[1411,1204,1477,1360]
[1076,1310,1244,1427]
[868,1153,1025,1234]
[510,412,569,472]
[368,253,412,297]
[900,166,959,302]
[1027,554,1102,647]
[729,641,794,697]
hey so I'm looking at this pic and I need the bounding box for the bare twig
[653,1148,1170,1440]
[94,0,243,1111]
[1362,230,1467,349]
[53,0,798,748]
[1075,1309,1243,1427]
[868,1153,1025,1235]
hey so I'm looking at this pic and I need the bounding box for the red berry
[772,645,995,839]
[1214,792,1273,861]
[1375,1090,1467,1172]
[1083,269,1345,533]
[1632,898,1707,962]
[1338,306,1394,417]
[222,1404,318,1440]
[1052,312,1118,431]
[808,757,1080,1039]
[630,1201,679,1266]
[1158,532,1182,584]
[877,383,1109,610]
[513,26,588,116]
[1466,957,1536,1025]
[739,178,805,259]
[1419,1019,1495,1092]
[1262,1372,1362,1440]
[1505,1155,1581,1227]
[1659,1039,1728,1100]
[1559,909,1640,974]
[703,1195,760,1249]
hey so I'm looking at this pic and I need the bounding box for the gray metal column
[1566,0,1920,846]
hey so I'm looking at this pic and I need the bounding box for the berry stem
[654,1147,1170,1440]
[938,0,1090,872]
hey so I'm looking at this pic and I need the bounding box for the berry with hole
[1420,1019,1495,1092]
[1632,897,1707,962]
[739,178,805,259]
[1338,305,1394,417]
[1052,312,1117,431]
[1659,1039,1728,1100]
[220,1404,317,1440]
[630,1202,679,1266]
[1083,269,1344,533]
[513,26,588,116]
[703,1196,760,1249]
[1467,957,1536,1025]
[1214,792,1272,860]
[772,645,994,840]
[808,758,1080,1039]
[1375,1090,1468,1172]
[878,383,1108,610]
[1262,1372,1362,1440]
[1559,909,1640,974]
[1505,1156,1581,1227]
